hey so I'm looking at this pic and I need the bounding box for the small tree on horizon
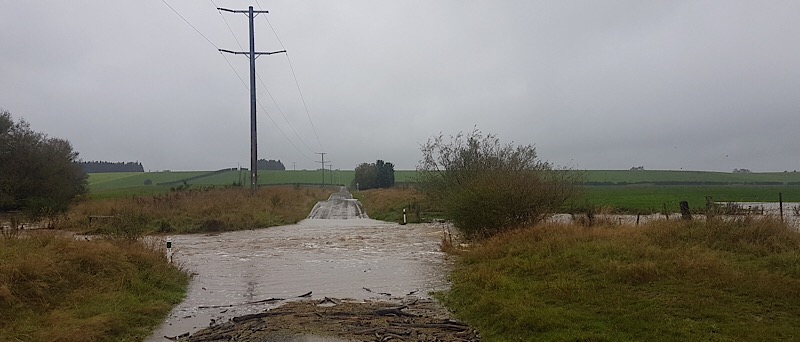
[353,160,395,190]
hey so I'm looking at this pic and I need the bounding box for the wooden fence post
[680,201,691,220]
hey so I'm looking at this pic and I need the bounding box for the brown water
[147,216,450,341]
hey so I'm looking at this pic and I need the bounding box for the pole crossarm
[217,7,269,14]
[219,49,287,56]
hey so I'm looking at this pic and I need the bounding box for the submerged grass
[0,234,189,341]
[63,186,332,234]
[441,217,800,341]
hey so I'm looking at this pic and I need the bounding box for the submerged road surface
[148,188,449,341]
[306,188,368,219]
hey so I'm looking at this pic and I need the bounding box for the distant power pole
[218,6,286,192]
[316,152,328,187]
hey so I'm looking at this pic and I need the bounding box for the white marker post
[402,208,407,225]
[166,238,173,263]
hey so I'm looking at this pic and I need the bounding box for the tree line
[80,161,144,173]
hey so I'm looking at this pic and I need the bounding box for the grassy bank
[353,188,438,223]
[64,186,332,235]
[441,218,800,341]
[0,234,189,341]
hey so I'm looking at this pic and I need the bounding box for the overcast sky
[2,1,799,172]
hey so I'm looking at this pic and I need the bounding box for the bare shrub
[417,129,580,238]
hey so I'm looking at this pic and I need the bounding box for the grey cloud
[1,1,798,172]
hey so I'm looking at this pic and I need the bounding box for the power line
[210,0,244,51]
[161,0,248,90]
[161,1,315,167]
[217,6,286,191]
[256,98,316,162]
[161,0,217,49]
[283,51,324,152]
[255,74,317,154]
[213,0,317,155]
[254,5,325,152]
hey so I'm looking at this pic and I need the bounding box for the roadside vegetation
[2,111,333,341]
[64,186,332,236]
[353,187,435,223]
[0,234,189,341]
[0,110,87,225]
[441,217,800,341]
[417,129,580,238]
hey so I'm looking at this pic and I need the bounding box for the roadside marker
[166,238,174,263]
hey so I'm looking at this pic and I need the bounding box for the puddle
[147,218,450,341]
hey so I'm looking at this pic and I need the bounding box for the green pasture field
[84,172,141,185]
[87,170,800,212]
[88,171,211,190]
[582,185,800,213]
[583,170,800,184]
[192,170,352,186]
[86,169,420,197]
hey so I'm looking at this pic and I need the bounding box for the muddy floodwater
[147,192,450,341]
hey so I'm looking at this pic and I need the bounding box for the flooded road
[306,189,367,219]
[147,189,450,341]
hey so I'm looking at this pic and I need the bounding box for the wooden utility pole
[218,6,286,192]
[316,152,328,187]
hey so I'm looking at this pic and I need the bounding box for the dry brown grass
[0,233,189,341]
[354,188,435,222]
[62,186,331,235]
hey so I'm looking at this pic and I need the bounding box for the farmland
[85,169,800,212]
[579,170,800,213]
[87,169,419,197]
[583,169,800,185]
